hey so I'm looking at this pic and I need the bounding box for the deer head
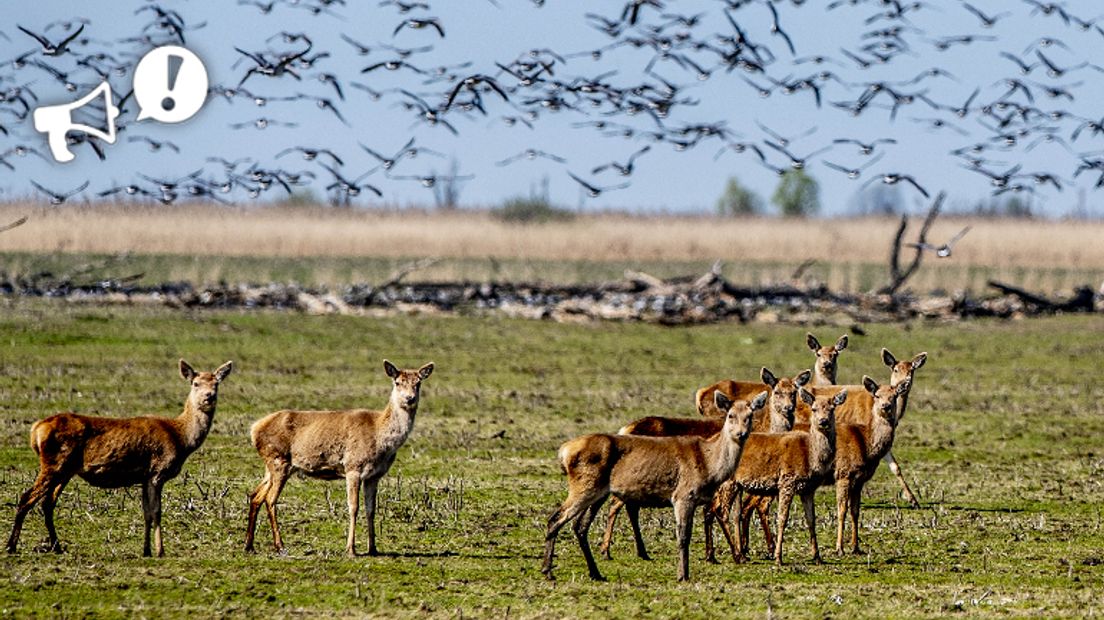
[714,390,767,443]
[863,375,911,426]
[800,387,847,432]
[384,360,434,411]
[882,348,927,387]
[807,333,848,385]
[180,359,233,415]
[761,367,812,428]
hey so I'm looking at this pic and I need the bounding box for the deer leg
[150,482,165,557]
[344,472,361,557]
[245,470,271,552]
[673,499,696,582]
[835,480,849,556]
[262,460,291,552]
[756,496,776,557]
[800,491,821,564]
[141,482,154,557]
[573,495,608,581]
[625,504,650,561]
[774,488,794,566]
[597,496,624,560]
[362,478,380,556]
[42,479,68,553]
[849,485,864,555]
[714,501,741,565]
[542,489,604,581]
[883,451,920,508]
[7,470,56,553]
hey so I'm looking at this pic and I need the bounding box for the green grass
[1,301,1102,618]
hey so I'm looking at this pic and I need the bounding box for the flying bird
[907,226,971,258]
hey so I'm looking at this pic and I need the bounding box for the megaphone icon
[33,81,120,163]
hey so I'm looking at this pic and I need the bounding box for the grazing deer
[806,333,848,386]
[245,360,433,557]
[6,359,233,557]
[714,388,846,565]
[542,391,763,582]
[598,368,806,561]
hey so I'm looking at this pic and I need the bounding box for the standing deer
[245,360,433,557]
[719,388,846,564]
[598,368,807,562]
[829,376,910,554]
[542,391,763,582]
[6,359,233,557]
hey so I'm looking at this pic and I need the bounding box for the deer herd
[5,332,927,584]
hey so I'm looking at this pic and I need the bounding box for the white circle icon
[133,46,208,123]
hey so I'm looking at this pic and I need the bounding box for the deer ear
[383,360,400,379]
[881,348,897,367]
[835,335,848,351]
[911,352,927,370]
[713,391,733,414]
[795,369,812,386]
[862,375,879,395]
[418,362,434,381]
[806,333,821,351]
[215,361,233,383]
[761,367,778,388]
[751,391,769,411]
[833,389,848,406]
[799,388,814,405]
[179,359,196,381]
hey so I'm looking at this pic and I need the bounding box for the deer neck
[865,408,896,462]
[176,399,215,453]
[897,387,912,421]
[813,366,835,387]
[702,428,745,485]
[378,394,417,451]
[809,421,836,475]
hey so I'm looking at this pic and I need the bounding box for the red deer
[717,388,846,564]
[6,359,233,557]
[541,391,763,582]
[806,333,848,386]
[245,360,433,557]
[598,368,806,561]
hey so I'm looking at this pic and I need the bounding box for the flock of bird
[1,0,1103,209]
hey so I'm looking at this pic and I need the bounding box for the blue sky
[1,1,1103,216]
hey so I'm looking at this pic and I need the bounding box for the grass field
[1,301,1102,617]
[2,203,1103,293]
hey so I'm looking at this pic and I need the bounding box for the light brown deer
[827,376,910,554]
[695,367,811,419]
[714,388,846,565]
[806,333,848,386]
[6,359,233,557]
[791,348,926,506]
[729,348,926,556]
[541,391,763,582]
[598,368,806,562]
[245,360,433,557]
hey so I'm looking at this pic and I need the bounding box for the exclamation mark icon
[134,45,209,123]
[162,54,183,112]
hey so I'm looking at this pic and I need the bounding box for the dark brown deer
[6,359,233,557]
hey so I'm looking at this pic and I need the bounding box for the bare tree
[879,192,944,296]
